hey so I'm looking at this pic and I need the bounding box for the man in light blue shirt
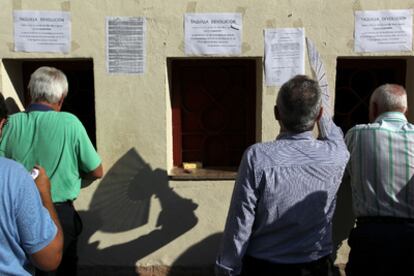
[216,75,349,275]
[345,84,414,276]
[0,93,63,275]
[0,159,62,275]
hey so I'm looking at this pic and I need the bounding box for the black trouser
[346,217,414,276]
[241,255,339,276]
[36,202,83,276]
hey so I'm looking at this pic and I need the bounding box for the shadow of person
[169,233,222,276]
[332,174,355,259]
[170,191,339,276]
[77,148,198,269]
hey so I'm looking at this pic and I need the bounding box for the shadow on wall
[332,174,355,264]
[170,192,333,275]
[76,147,355,275]
[77,148,199,270]
[168,233,222,276]
[167,181,356,276]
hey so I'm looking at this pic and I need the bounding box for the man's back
[0,157,57,275]
[0,110,101,202]
[344,84,414,276]
[216,75,349,276]
[230,129,349,264]
[346,111,414,218]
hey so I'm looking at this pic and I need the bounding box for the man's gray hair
[28,66,68,104]
[277,75,322,133]
[370,84,407,114]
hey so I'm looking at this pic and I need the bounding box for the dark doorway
[334,58,406,133]
[20,59,97,147]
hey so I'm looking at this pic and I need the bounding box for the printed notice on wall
[13,10,71,53]
[355,9,413,52]
[106,17,145,74]
[185,13,242,55]
[264,28,305,86]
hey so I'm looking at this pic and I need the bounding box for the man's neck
[32,101,61,111]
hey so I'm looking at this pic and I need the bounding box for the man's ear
[403,107,408,117]
[369,102,378,122]
[316,106,323,121]
[274,105,280,121]
[57,96,65,111]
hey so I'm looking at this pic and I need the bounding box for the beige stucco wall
[1,0,414,271]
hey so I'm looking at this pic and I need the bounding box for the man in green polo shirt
[0,66,103,276]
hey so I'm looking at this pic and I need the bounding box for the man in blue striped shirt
[216,75,349,276]
[345,84,414,276]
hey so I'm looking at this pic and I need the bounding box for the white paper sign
[355,9,413,52]
[185,13,242,55]
[14,10,71,53]
[106,17,146,74]
[264,28,305,86]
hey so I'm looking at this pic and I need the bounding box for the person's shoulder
[350,123,376,130]
[8,111,26,121]
[346,123,378,135]
[248,141,275,150]
[243,141,276,161]
[55,112,84,127]
[24,110,79,124]
[245,141,270,153]
[0,157,28,177]
[0,156,22,168]
[57,111,81,122]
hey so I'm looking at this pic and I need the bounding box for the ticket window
[169,59,257,178]
[334,58,406,134]
[6,59,97,147]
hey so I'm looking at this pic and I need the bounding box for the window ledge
[169,167,237,181]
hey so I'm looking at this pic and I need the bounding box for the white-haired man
[216,75,349,275]
[0,66,103,275]
[345,84,414,276]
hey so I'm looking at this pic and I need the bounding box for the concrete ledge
[79,264,345,276]
[78,265,215,276]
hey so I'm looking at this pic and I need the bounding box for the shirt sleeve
[315,74,347,146]
[306,37,345,143]
[75,120,101,173]
[15,168,57,255]
[344,129,356,175]
[216,148,260,276]
[318,111,345,142]
[316,72,344,141]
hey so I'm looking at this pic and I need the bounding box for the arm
[75,120,103,181]
[306,38,343,141]
[344,129,355,176]
[80,163,103,188]
[216,148,259,275]
[30,166,63,271]
[81,163,103,180]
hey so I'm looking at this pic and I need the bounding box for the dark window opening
[334,58,406,134]
[2,59,97,147]
[170,59,257,175]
